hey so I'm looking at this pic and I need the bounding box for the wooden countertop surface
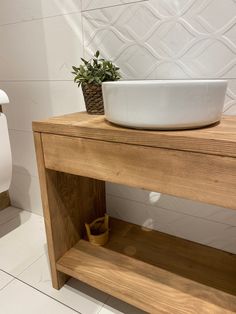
[33,112,236,157]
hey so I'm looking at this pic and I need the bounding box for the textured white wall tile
[2,81,84,132]
[84,0,236,253]
[82,0,236,108]
[224,79,236,114]
[9,130,38,177]
[0,12,83,80]
[0,0,81,26]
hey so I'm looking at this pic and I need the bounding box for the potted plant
[72,51,121,115]
[85,214,109,246]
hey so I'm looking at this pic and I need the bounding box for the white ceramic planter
[102,80,227,130]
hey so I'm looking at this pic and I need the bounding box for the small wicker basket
[81,83,104,115]
[85,214,109,246]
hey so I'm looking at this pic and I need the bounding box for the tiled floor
[0,207,144,314]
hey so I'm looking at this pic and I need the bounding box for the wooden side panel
[34,132,106,289]
[42,133,236,210]
[0,191,10,210]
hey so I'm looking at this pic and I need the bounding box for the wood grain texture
[0,191,10,210]
[106,218,236,296]
[42,133,236,209]
[34,132,106,289]
[33,112,236,157]
[57,219,236,314]
[34,132,66,288]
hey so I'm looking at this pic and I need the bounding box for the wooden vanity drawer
[42,133,236,209]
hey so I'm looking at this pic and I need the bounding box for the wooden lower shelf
[56,218,236,313]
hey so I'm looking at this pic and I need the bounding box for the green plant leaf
[81,58,88,65]
[71,50,121,87]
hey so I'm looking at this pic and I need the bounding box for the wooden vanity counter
[33,112,236,313]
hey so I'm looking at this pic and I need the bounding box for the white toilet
[0,89,12,194]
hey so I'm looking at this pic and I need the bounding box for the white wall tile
[82,0,146,11]
[0,280,77,314]
[2,81,84,132]
[9,130,38,177]
[0,12,83,80]
[162,215,230,246]
[107,195,186,231]
[207,210,236,227]
[10,172,43,215]
[106,183,225,219]
[205,226,236,254]
[0,0,81,26]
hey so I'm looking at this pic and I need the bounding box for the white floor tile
[100,296,145,314]
[0,207,46,275]
[0,279,77,314]
[19,254,108,313]
[0,271,13,290]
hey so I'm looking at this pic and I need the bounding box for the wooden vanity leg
[34,132,106,289]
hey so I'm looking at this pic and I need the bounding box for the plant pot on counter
[82,83,104,115]
[85,214,109,246]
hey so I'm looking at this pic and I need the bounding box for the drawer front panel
[42,133,236,209]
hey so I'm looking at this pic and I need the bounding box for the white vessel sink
[102,80,227,130]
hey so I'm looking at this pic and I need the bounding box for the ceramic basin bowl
[102,80,227,130]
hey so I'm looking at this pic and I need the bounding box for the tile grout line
[0,267,82,314]
[0,275,15,292]
[82,0,148,12]
[0,10,82,28]
[0,79,73,82]
[107,193,236,227]
[97,294,111,314]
